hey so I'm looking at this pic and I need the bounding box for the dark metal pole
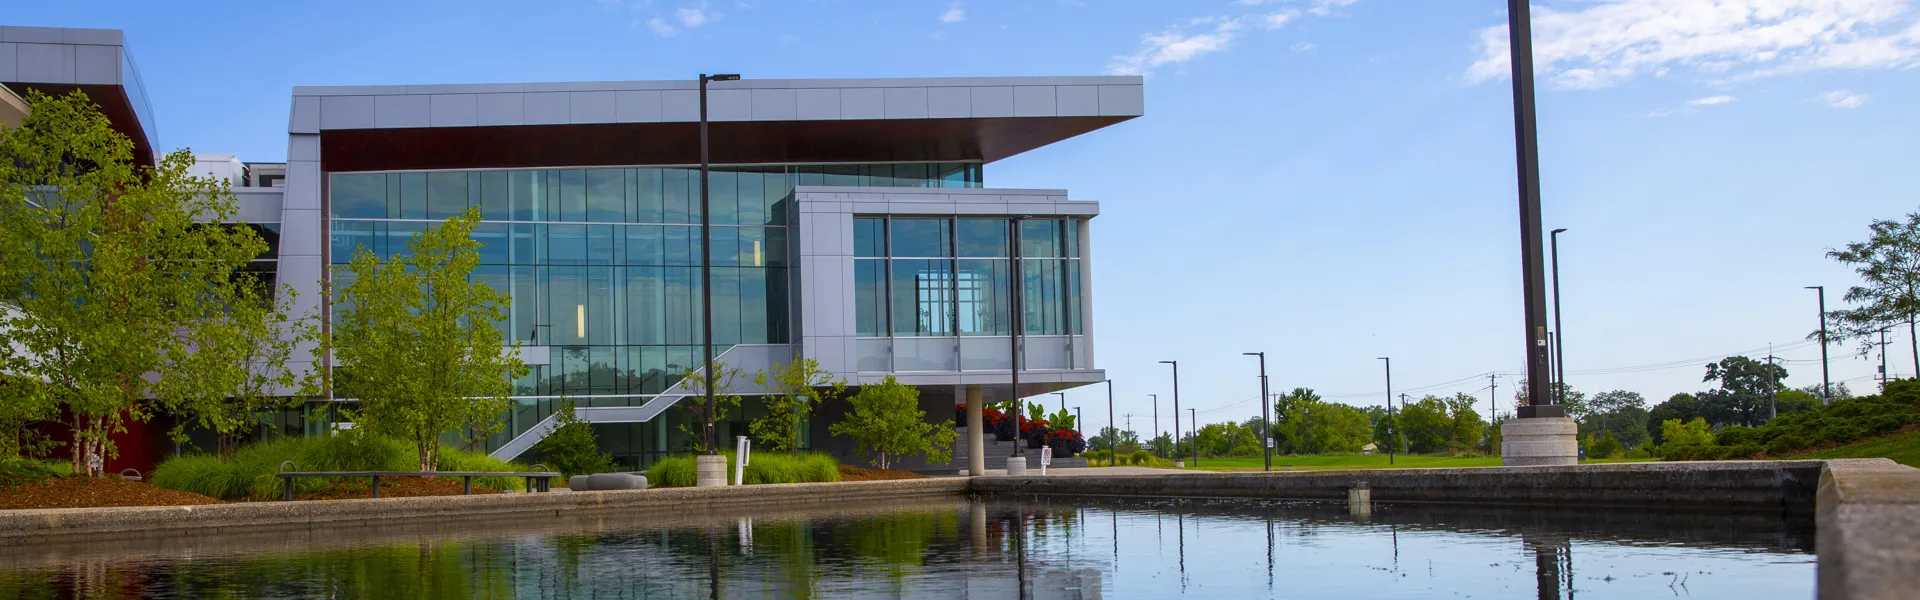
[1150,393,1159,457]
[1188,407,1198,467]
[1010,218,1024,457]
[1053,392,1066,414]
[1551,228,1568,405]
[699,74,716,455]
[1105,379,1115,457]
[1245,352,1271,471]
[1161,361,1180,464]
[1809,285,1831,404]
[1507,0,1557,416]
[1379,357,1393,464]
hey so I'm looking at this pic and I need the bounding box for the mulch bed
[837,466,929,482]
[280,476,505,501]
[0,476,224,510]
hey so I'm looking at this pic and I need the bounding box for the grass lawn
[1177,454,1656,472]
[1786,429,1920,468]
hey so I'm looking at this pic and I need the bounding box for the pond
[0,495,1813,599]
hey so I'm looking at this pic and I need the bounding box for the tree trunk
[1909,314,1916,382]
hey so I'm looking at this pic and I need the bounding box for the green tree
[1442,393,1486,452]
[1514,381,1588,420]
[331,209,528,472]
[161,280,322,459]
[1701,356,1788,427]
[751,357,846,454]
[676,362,744,453]
[1398,396,1453,453]
[1660,417,1715,448]
[0,90,270,474]
[1824,211,1920,378]
[1773,389,1821,416]
[828,376,956,470]
[531,399,617,478]
[1646,393,1699,445]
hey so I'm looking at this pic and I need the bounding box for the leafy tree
[1271,389,1372,454]
[1513,381,1588,420]
[1824,211,1920,378]
[1700,356,1788,427]
[751,357,846,454]
[0,90,270,474]
[1798,382,1854,402]
[1586,431,1622,459]
[1443,393,1486,452]
[163,280,323,459]
[1646,394,1699,445]
[1371,411,1404,454]
[828,376,956,470]
[675,362,745,453]
[531,399,617,478]
[1660,418,1715,448]
[1145,432,1174,457]
[1399,396,1453,453]
[331,209,528,472]
[1773,389,1820,416]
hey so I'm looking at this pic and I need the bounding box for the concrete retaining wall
[0,477,968,543]
[1816,458,1920,600]
[971,460,1829,511]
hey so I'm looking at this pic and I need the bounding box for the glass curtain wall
[854,216,1083,370]
[327,161,979,466]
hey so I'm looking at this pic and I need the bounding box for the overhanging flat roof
[292,77,1143,172]
[1,26,158,166]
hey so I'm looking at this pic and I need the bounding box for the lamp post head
[1551,228,1568,234]
[1806,285,1823,291]
[1243,352,1262,358]
[1159,360,1176,365]
[703,74,741,82]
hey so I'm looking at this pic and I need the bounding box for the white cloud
[1820,89,1871,107]
[942,4,966,23]
[1107,3,1337,76]
[1689,95,1735,105]
[644,16,678,37]
[1467,0,1920,90]
[1647,94,1737,117]
[677,4,717,27]
[1292,41,1318,52]
[1306,0,1357,17]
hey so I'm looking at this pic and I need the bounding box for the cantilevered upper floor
[287,77,1143,171]
[0,26,158,166]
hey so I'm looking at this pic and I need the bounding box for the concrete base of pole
[1501,416,1579,466]
[695,454,728,487]
[1348,482,1371,518]
[1005,456,1027,476]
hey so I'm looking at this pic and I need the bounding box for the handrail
[118,468,142,482]
[276,469,560,500]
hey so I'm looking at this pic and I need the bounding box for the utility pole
[1188,407,1198,467]
[1768,344,1778,421]
[1489,373,1499,422]
[1550,228,1569,406]
[1150,394,1159,457]
[1379,357,1394,465]
[1808,285,1831,404]
[1880,327,1892,391]
[1399,393,1411,454]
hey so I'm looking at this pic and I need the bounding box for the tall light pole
[697,73,739,465]
[1550,228,1568,405]
[1150,393,1160,457]
[1244,352,1272,472]
[1506,0,1557,418]
[1379,357,1394,465]
[1188,407,1198,467]
[1009,217,1026,459]
[1105,380,1116,455]
[1160,361,1181,464]
[1808,285,1831,404]
[1052,392,1066,415]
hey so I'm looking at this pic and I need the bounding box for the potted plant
[988,409,1016,441]
[1048,428,1087,458]
[1022,418,1052,449]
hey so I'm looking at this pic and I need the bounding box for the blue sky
[16,0,1920,431]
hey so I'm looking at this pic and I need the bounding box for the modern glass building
[5,26,1144,472]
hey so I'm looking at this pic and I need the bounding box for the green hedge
[1660,380,1920,461]
[646,452,840,488]
[151,432,530,500]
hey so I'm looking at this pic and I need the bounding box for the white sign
[1041,446,1053,466]
[1265,437,1274,449]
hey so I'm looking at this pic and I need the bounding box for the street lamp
[698,73,739,472]
[1550,228,1568,406]
[1052,392,1066,414]
[1379,357,1394,465]
[1160,361,1182,465]
[1150,393,1160,457]
[1188,407,1198,467]
[1243,352,1272,472]
[1808,285,1831,404]
[1105,380,1116,457]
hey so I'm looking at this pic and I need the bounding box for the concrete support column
[696,454,728,487]
[1501,416,1578,466]
[967,386,985,476]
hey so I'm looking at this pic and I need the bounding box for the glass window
[475,222,510,265]
[626,226,664,266]
[741,267,772,344]
[956,219,1009,257]
[854,219,886,258]
[510,170,540,221]
[956,259,1010,335]
[1019,219,1062,258]
[664,169,690,224]
[586,169,624,223]
[587,267,614,345]
[626,266,665,345]
[559,170,587,222]
[713,267,741,344]
[399,173,427,219]
[330,220,381,263]
[893,163,929,187]
[892,259,954,336]
[709,170,738,226]
[736,170,765,226]
[427,172,467,219]
[710,226,740,267]
[764,227,788,268]
[549,266,588,345]
[890,219,951,258]
[854,259,887,337]
[510,266,540,343]
[761,169,789,226]
[330,173,386,219]
[635,169,664,223]
[1065,219,1080,258]
[386,222,426,259]
[824,165,860,187]
[549,225,586,266]
[587,225,616,266]
[510,223,541,265]
[479,171,509,221]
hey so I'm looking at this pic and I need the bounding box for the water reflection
[0,496,1812,599]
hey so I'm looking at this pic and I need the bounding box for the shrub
[530,400,617,478]
[152,432,529,500]
[1127,450,1156,466]
[1586,432,1621,459]
[1082,449,1113,465]
[647,452,842,487]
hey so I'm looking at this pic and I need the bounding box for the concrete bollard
[1348,480,1372,518]
[1006,456,1027,476]
[696,455,728,487]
